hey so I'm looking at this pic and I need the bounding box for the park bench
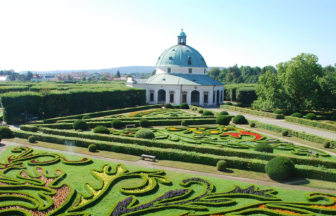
[125,124,136,128]
[141,154,156,162]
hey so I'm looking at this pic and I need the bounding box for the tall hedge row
[1,89,146,124]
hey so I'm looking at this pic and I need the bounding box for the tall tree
[114,70,121,78]
[26,71,33,81]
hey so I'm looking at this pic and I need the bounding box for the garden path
[208,108,336,140]
[1,140,336,195]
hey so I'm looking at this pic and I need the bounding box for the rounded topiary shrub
[305,113,316,120]
[134,113,141,117]
[135,129,155,139]
[93,126,110,134]
[73,120,88,130]
[82,115,91,120]
[323,141,331,148]
[219,111,229,115]
[250,122,256,127]
[265,157,295,181]
[225,102,233,105]
[291,112,303,118]
[28,136,36,143]
[216,115,232,125]
[217,160,227,171]
[165,103,172,108]
[202,111,214,116]
[180,103,189,109]
[181,120,188,126]
[88,144,97,152]
[232,115,248,124]
[112,119,123,129]
[139,119,149,127]
[0,126,12,138]
[198,110,204,114]
[282,130,288,136]
[273,109,283,114]
[77,129,83,132]
[235,102,243,107]
[254,143,273,153]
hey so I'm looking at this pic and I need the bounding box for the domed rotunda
[127,29,224,106]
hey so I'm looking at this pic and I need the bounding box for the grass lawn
[1,145,336,216]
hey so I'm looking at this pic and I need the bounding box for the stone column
[199,90,203,106]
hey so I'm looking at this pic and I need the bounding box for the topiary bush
[254,143,273,153]
[77,129,83,132]
[202,111,214,116]
[73,120,88,130]
[181,120,188,126]
[139,119,149,127]
[305,113,316,120]
[291,112,303,118]
[0,126,12,138]
[135,129,155,139]
[219,111,229,115]
[28,136,36,143]
[133,113,141,117]
[250,122,256,127]
[273,109,283,114]
[235,102,243,107]
[165,103,172,108]
[82,115,91,120]
[282,130,288,136]
[198,110,204,114]
[323,141,331,148]
[216,115,232,125]
[180,103,189,109]
[232,115,248,124]
[93,126,110,134]
[112,119,123,129]
[265,157,295,181]
[88,144,97,152]
[225,102,233,105]
[217,160,227,171]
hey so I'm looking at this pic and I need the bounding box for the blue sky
[0,0,335,71]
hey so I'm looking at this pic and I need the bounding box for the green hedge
[13,130,336,181]
[285,116,336,132]
[220,105,285,119]
[35,127,336,169]
[1,88,147,124]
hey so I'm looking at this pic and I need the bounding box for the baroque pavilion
[127,29,224,106]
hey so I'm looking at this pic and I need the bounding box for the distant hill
[19,66,226,74]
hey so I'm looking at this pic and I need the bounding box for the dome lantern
[178,29,187,45]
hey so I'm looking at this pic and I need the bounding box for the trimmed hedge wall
[285,116,336,132]
[34,127,336,169]
[1,88,147,124]
[220,105,285,119]
[13,130,336,181]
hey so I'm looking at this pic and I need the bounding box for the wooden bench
[141,154,156,162]
[125,124,136,128]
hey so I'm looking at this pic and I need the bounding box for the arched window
[188,57,192,65]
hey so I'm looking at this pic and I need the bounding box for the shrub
[216,115,232,125]
[88,144,97,152]
[0,126,12,138]
[291,112,303,118]
[282,130,288,136]
[82,115,91,120]
[198,110,204,114]
[217,160,227,171]
[77,129,83,132]
[112,119,123,129]
[180,103,189,109]
[139,119,149,127]
[73,120,88,130]
[250,122,256,127]
[219,111,229,115]
[232,115,248,124]
[28,136,36,143]
[134,113,141,117]
[225,102,233,105]
[305,113,316,120]
[265,157,294,181]
[202,111,214,116]
[235,102,243,107]
[0,135,1,142]
[254,143,273,153]
[181,120,188,126]
[135,129,155,139]
[170,114,178,117]
[93,126,110,134]
[323,141,331,148]
[273,109,283,114]
[165,103,172,108]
